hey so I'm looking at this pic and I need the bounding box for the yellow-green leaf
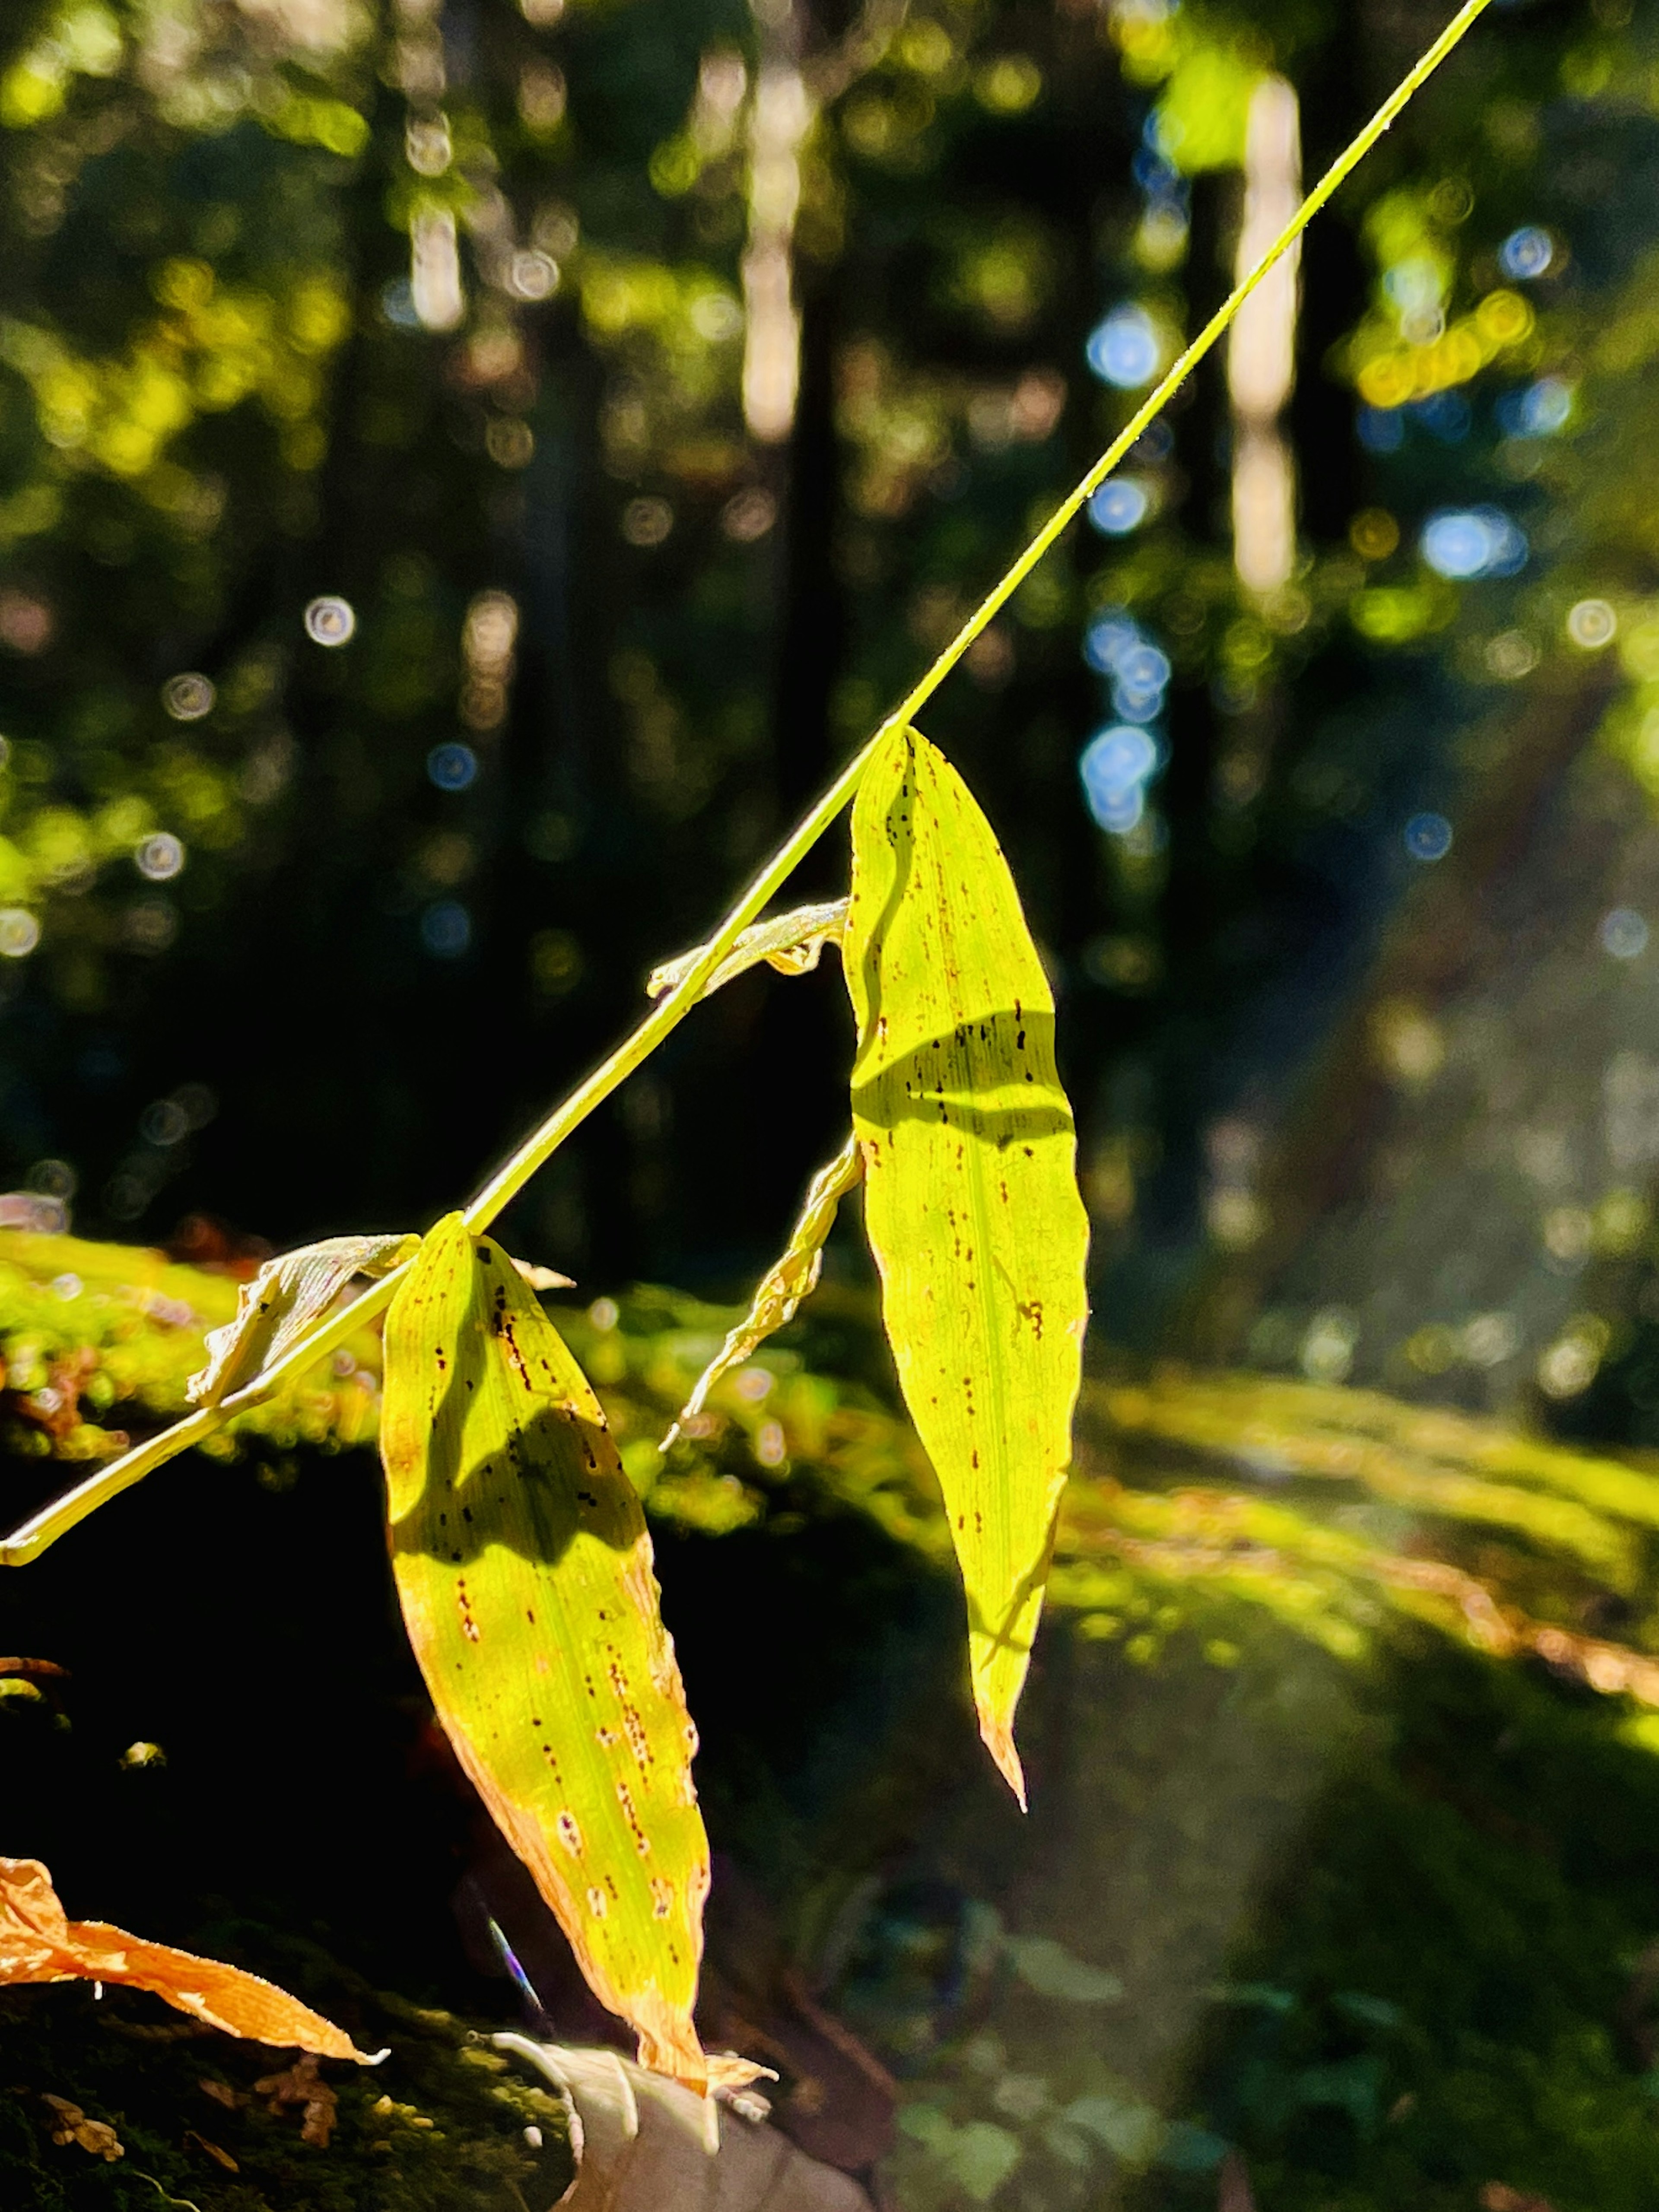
[646,900,847,1003]
[379,1215,715,2088]
[843,726,1090,1806]
[187,1233,418,1406]
[662,1134,862,1449]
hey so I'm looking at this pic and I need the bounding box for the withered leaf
[664,1136,862,1450]
[496,2037,873,2211]
[41,2094,124,2161]
[187,1233,419,1406]
[647,901,849,1004]
[0,1857,372,2061]
[256,2052,338,2146]
[381,1218,731,2091]
[184,2129,240,2171]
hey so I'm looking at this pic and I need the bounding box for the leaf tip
[979,1708,1029,1811]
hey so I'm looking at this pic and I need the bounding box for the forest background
[9,0,1659,2208]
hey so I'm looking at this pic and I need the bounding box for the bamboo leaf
[662,1136,862,1450]
[843,726,1090,1806]
[380,1215,721,2089]
[0,1858,372,2060]
[187,1233,419,1406]
[647,900,848,1003]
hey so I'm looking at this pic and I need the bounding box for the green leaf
[187,1233,418,1406]
[646,899,847,1003]
[379,1215,716,2088]
[843,726,1090,1805]
[662,1134,862,1449]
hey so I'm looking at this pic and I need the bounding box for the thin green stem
[887,0,1496,725]
[0,0,1494,1568]
[0,748,878,1566]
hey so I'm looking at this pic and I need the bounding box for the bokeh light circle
[136,833,185,882]
[421,900,472,957]
[1499,225,1554,281]
[1567,598,1617,650]
[0,909,40,958]
[1602,907,1649,960]
[1080,724,1159,834]
[1087,478,1150,537]
[162,673,215,721]
[1404,812,1453,863]
[1420,507,1528,581]
[427,742,479,792]
[1085,305,1160,390]
[304,595,356,647]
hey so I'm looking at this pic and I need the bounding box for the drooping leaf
[380,1215,728,2090]
[842,725,1090,1806]
[0,1857,371,2060]
[647,900,848,1003]
[187,1232,419,1406]
[663,1136,862,1450]
[494,2036,873,2210]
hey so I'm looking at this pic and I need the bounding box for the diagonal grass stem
[0,0,1494,1566]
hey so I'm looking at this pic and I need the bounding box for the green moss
[0,1937,572,2212]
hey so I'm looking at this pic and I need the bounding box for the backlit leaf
[843,726,1090,1806]
[380,1215,720,2089]
[187,1232,418,1405]
[495,2036,873,2209]
[646,900,848,1003]
[0,1857,370,2060]
[663,1135,862,1450]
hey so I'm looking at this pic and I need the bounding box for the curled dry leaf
[186,1232,419,1406]
[183,2129,240,2172]
[255,2052,338,2146]
[663,1136,862,1450]
[647,901,849,1004]
[495,2037,873,2212]
[843,727,1090,1807]
[0,1656,67,1712]
[381,1217,736,2091]
[0,1857,372,2061]
[41,2092,124,2161]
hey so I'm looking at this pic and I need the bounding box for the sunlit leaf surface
[844,726,1090,1805]
[646,900,848,1003]
[663,1134,862,1449]
[380,1215,715,2087]
[0,1858,369,2060]
[187,1233,418,1406]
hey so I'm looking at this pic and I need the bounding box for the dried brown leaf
[496,2037,871,2211]
[186,1233,418,1406]
[41,2093,124,2161]
[663,1136,861,1450]
[255,2052,338,2145]
[183,2130,239,2172]
[647,901,848,1003]
[0,1857,372,2062]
